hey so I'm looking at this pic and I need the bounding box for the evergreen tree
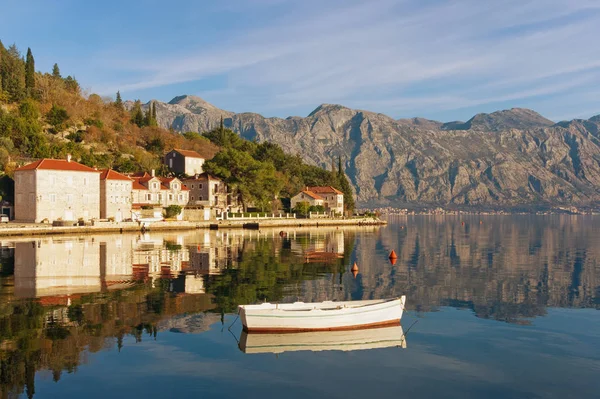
[151,101,157,121]
[115,90,123,109]
[131,100,144,127]
[337,156,355,214]
[0,44,26,101]
[25,47,35,92]
[144,106,151,126]
[52,63,61,78]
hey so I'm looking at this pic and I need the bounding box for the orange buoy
[390,257,397,265]
[351,262,359,278]
[389,250,398,260]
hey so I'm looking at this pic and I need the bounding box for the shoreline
[0,217,386,238]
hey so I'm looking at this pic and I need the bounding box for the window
[199,183,203,189]
[83,177,88,186]
[173,183,178,190]
[168,194,173,201]
[29,193,35,203]
[199,196,203,201]
[191,184,194,189]
[178,194,183,201]
[191,196,194,201]
[66,194,73,203]
[153,183,158,189]
[50,194,56,203]
[146,194,152,201]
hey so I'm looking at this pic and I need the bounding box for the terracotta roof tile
[307,186,343,195]
[301,190,324,200]
[173,148,204,158]
[15,159,99,173]
[100,169,133,181]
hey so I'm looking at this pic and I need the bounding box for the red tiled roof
[301,190,324,200]
[15,159,99,173]
[172,148,204,158]
[131,178,148,191]
[308,186,343,195]
[100,169,133,181]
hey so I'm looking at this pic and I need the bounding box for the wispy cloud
[85,0,600,120]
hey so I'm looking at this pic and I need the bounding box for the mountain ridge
[139,95,600,207]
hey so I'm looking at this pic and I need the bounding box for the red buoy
[389,257,397,266]
[389,250,398,260]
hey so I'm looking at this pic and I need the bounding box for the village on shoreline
[0,148,385,237]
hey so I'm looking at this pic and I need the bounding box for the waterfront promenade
[0,217,385,237]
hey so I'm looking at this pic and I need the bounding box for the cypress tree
[115,90,123,109]
[336,156,355,214]
[25,47,35,92]
[52,63,61,78]
[131,100,144,127]
[144,107,151,126]
[151,101,157,121]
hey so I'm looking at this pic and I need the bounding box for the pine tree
[115,90,123,109]
[25,47,35,92]
[1,44,26,101]
[52,63,61,78]
[151,101,157,121]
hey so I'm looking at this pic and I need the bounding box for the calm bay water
[0,216,599,398]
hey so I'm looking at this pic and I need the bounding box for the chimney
[151,169,155,177]
[67,154,72,163]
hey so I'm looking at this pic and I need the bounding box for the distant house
[308,186,344,214]
[130,171,189,207]
[99,169,133,222]
[290,189,324,210]
[164,149,207,176]
[14,156,100,223]
[291,186,344,215]
[182,173,228,210]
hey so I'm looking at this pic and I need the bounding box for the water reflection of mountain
[0,219,598,396]
[338,216,600,324]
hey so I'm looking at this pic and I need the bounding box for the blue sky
[1,0,600,122]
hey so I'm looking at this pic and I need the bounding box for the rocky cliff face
[147,95,600,207]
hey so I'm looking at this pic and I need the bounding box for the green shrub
[164,205,182,218]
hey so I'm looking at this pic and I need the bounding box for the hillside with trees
[0,40,353,212]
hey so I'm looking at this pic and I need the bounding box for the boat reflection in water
[239,325,407,354]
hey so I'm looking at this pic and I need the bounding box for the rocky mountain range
[137,95,600,208]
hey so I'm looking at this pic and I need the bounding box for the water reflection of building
[15,238,102,297]
[287,229,346,263]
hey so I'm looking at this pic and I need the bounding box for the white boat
[238,296,406,333]
[239,325,407,354]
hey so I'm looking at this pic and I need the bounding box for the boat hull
[239,296,405,333]
[239,325,407,354]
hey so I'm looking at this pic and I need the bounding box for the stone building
[13,156,101,223]
[182,172,228,210]
[100,169,133,221]
[164,149,207,176]
[130,172,189,207]
[290,189,324,210]
[291,186,344,215]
